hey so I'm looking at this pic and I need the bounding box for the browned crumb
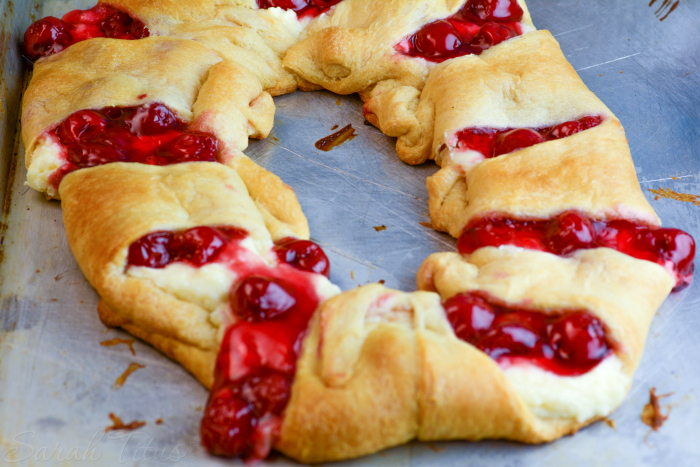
[428,444,446,453]
[604,418,616,429]
[336,98,342,105]
[113,362,145,389]
[599,74,603,76]
[642,387,673,440]
[315,124,356,151]
[155,418,163,425]
[101,337,137,356]
[378,280,386,285]
[649,187,700,206]
[331,124,339,130]
[419,222,433,228]
[671,176,678,180]
[350,271,355,280]
[374,225,387,232]
[106,413,146,432]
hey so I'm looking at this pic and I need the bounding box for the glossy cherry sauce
[457,212,695,291]
[22,4,149,62]
[47,103,219,190]
[257,0,343,20]
[396,0,524,62]
[126,227,330,460]
[452,116,603,158]
[444,291,612,376]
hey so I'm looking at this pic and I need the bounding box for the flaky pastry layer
[22,37,308,238]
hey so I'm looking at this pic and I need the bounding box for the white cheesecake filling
[504,356,630,422]
[25,134,66,197]
[261,7,304,36]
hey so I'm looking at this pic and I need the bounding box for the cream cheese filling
[504,356,630,423]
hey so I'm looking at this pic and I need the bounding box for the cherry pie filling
[126,227,331,459]
[22,4,149,62]
[256,0,343,20]
[452,116,603,159]
[45,103,220,191]
[444,291,612,376]
[396,0,525,62]
[457,212,696,291]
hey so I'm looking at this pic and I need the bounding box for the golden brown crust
[98,300,217,387]
[60,163,279,386]
[284,0,535,95]
[22,37,308,238]
[101,0,300,95]
[279,277,648,463]
[417,248,674,371]
[388,30,615,165]
[428,120,660,237]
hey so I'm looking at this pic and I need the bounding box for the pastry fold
[60,162,284,387]
[22,36,307,239]
[101,0,302,95]
[375,30,615,165]
[278,245,673,463]
[428,120,659,237]
[283,0,534,95]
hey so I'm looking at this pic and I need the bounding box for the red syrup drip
[46,103,220,191]
[126,227,329,460]
[396,0,524,62]
[256,0,343,20]
[457,211,696,291]
[453,116,603,158]
[444,291,612,376]
[22,4,149,62]
[201,256,326,459]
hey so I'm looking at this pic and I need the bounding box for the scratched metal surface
[1,0,699,465]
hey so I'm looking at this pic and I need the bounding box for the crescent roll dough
[278,243,673,463]
[101,0,303,95]
[428,120,659,238]
[59,162,337,387]
[283,0,534,95]
[22,36,307,239]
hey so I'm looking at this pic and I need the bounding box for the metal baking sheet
[1,0,699,465]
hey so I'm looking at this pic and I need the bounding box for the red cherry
[130,20,150,39]
[56,110,109,144]
[579,115,603,129]
[462,0,524,24]
[239,371,292,416]
[469,22,516,50]
[170,226,227,266]
[480,312,544,359]
[230,276,297,322]
[454,128,497,157]
[546,121,584,140]
[66,143,127,167]
[632,228,696,291]
[443,293,496,341]
[257,0,309,11]
[127,104,178,136]
[201,386,255,458]
[411,20,466,59]
[493,128,546,157]
[544,212,596,255]
[101,12,135,39]
[22,17,73,61]
[127,231,173,268]
[447,18,482,40]
[457,218,546,254]
[273,238,330,277]
[162,133,218,162]
[216,321,303,381]
[548,312,608,367]
[218,227,249,242]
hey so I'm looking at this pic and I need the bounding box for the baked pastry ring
[22,36,307,239]
[60,162,338,387]
[278,243,673,462]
